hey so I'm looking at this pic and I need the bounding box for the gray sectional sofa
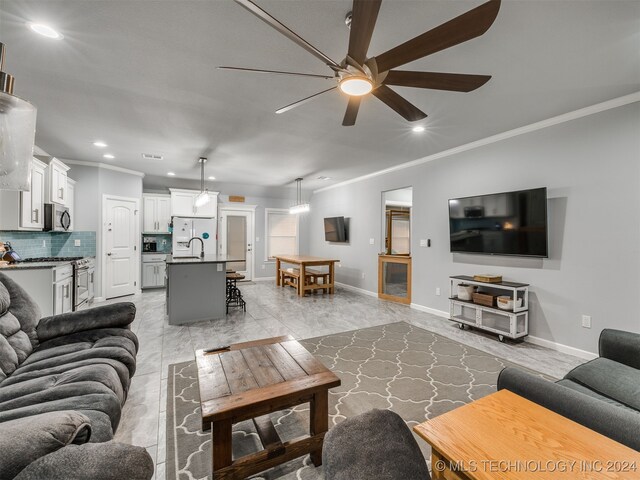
[498,328,640,451]
[0,272,153,479]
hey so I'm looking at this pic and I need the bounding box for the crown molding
[63,159,145,177]
[314,91,640,194]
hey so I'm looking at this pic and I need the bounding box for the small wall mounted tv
[324,216,347,242]
[448,187,548,257]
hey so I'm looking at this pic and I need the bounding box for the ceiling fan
[220,0,501,126]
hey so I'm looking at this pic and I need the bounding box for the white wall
[307,101,640,354]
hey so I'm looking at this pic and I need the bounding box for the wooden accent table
[196,336,341,479]
[414,389,640,480]
[274,255,339,296]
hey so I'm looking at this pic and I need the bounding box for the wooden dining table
[274,255,339,296]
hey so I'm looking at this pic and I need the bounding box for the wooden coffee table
[196,335,341,479]
[414,389,640,479]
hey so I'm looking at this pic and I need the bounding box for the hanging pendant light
[0,43,37,191]
[193,157,210,207]
[289,177,310,214]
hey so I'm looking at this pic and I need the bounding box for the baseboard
[93,296,105,303]
[253,276,276,282]
[335,282,378,298]
[410,303,449,318]
[525,335,597,360]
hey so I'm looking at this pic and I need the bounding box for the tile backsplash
[143,234,172,253]
[0,231,96,258]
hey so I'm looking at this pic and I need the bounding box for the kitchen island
[165,254,240,325]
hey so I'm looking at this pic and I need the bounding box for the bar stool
[226,272,246,313]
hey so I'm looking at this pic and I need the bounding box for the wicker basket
[472,292,496,307]
[473,274,502,283]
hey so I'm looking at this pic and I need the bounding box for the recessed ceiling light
[167,172,176,176]
[93,141,107,148]
[412,126,425,133]
[103,154,115,159]
[208,176,216,180]
[28,22,63,39]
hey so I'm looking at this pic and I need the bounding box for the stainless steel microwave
[44,203,71,232]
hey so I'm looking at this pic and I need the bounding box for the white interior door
[219,209,253,280]
[104,196,139,299]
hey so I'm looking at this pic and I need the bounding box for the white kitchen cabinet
[0,158,47,231]
[54,276,73,315]
[169,188,218,218]
[39,156,70,205]
[142,254,167,288]
[65,178,75,231]
[143,194,171,233]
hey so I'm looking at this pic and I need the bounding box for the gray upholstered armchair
[498,328,640,451]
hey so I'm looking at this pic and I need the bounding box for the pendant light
[0,43,37,191]
[194,157,210,207]
[289,177,310,214]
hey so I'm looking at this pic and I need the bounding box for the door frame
[219,204,256,281]
[101,194,141,300]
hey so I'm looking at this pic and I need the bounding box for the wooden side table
[414,389,640,480]
[196,336,341,479]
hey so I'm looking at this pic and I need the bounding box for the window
[265,208,298,261]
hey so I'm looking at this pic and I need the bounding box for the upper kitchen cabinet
[65,178,76,231]
[0,158,48,231]
[169,188,218,218]
[39,156,70,205]
[143,194,171,233]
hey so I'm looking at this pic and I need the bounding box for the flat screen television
[324,216,347,242]
[448,187,548,257]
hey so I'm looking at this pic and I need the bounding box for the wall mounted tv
[324,216,347,242]
[448,187,548,257]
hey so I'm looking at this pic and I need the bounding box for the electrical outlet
[261,264,265,270]
[361,272,366,279]
[369,238,375,245]
[436,288,441,296]
[581,315,592,329]
[420,239,427,247]
[42,240,46,247]
[74,239,81,247]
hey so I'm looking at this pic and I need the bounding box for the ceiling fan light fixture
[339,76,373,96]
[289,203,310,215]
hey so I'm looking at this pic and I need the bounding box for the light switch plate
[420,239,428,247]
[369,238,375,245]
[217,264,223,272]
[74,239,81,247]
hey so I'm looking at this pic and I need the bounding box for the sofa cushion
[0,364,125,406]
[0,410,91,480]
[0,273,41,349]
[17,342,136,379]
[13,442,154,480]
[0,386,122,431]
[0,282,10,315]
[564,357,640,411]
[556,379,637,413]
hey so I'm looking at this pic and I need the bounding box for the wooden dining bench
[306,268,330,293]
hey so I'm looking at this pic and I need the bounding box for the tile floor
[108,281,584,480]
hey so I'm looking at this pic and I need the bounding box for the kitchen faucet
[187,237,205,258]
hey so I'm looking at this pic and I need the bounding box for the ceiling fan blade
[348,0,382,66]
[276,86,337,114]
[218,66,333,80]
[234,0,341,69]
[372,85,427,122]
[384,71,491,92]
[342,96,362,126]
[374,0,501,72]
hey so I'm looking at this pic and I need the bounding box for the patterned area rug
[166,322,542,480]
